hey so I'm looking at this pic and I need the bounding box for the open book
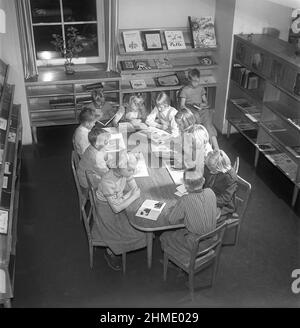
[136,200,166,221]
[97,113,117,127]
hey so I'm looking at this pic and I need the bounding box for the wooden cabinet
[0,59,22,308]
[117,27,218,110]
[227,34,300,207]
[25,66,121,143]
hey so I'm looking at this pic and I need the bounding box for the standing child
[180,68,219,149]
[146,92,179,137]
[73,107,96,157]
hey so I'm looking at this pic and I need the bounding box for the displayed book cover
[0,117,7,131]
[155,74,180,87]
[120,60,135,71]
[130,79,147,89]
[154,58,173,69]
[263,121,287,133]
[134,60,152,71]
[136,199,166,221]
[0,209,8,234]
[122,30,144,52]
[257,143,276,152]
[164,30,186,50]
[188,16,217,48]
[198,56,214,66]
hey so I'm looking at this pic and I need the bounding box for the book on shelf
[83,82,104,91]
[285,145,300,157]
[0,209,8,234]
[245,113,261,123]
[164,30,186,50]
[257,143,276,152]
[0,117,7,131]
[263,121,287,133]
[134,60,152,71]
[136,199,166,221]
[293,73,300,97]
[122,30,144,52]
[130,79,147,89]
[198,56,214,66]
[4,162,12,175]
[76,96,92,104]
[155,74,180,87]
[154,58,173,69]
[120,60,135,71]
[188,16,217,48]
[49,98,75,108]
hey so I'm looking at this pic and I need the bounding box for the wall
[0,0,32,144]
[119,0,215,29]
[233,0,293,41]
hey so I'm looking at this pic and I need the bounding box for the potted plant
[51,26,84,75]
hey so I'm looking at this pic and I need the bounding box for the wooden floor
[11,125,300,307]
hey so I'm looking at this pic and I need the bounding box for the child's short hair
[175,108,195,131]
[184,167,205,191]
[78,107,95,124]
[88,125,107,146]
[128,94,144,109]
[206,149,231,173]
[156,91,170,107]
[188,68,201,80]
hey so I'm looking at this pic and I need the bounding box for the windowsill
[25,63,121,84]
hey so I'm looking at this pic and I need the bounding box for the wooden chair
[233,156,240,174]
[221,175,251,246]
[85,171,127,274]
[162,222,227,300]
[71,150,88,221]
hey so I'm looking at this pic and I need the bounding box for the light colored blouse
[73,125,90,156]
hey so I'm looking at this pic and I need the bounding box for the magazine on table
[136,200,166,221]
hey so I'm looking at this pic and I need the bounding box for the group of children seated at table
[73,68,237,271]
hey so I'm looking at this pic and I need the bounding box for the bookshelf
[117,27,218,110]
[0,59,22,308]
[25,66,121,143]
[226,34,300,207]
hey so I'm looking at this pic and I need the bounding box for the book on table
[136,200,166,221]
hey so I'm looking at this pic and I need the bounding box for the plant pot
[64,62,75,75]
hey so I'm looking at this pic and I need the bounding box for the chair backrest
[233,156,240,174]
[189,222,227,271]
[234,175,252,220]
[71,150,85,206]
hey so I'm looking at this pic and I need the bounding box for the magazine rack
[226,34,300,207]
[0,59,22,307]
[117,27,218,110]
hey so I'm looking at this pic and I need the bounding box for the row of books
[231,64,259,89]
[120,56,214,71]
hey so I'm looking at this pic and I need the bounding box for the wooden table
[125,131,185,269]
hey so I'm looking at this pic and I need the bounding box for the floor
[12,125,300,308]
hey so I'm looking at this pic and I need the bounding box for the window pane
[33,26,63,59]
[65,24,98,57]
[30,0,61,24]
[62,0,97,22]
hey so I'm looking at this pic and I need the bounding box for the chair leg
[163,252,168,281]
[122,253,126,275]
[188,272,194,301]
[89,245,93,269]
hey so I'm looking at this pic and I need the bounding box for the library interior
[0,0,299,308]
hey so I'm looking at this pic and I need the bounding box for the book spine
[188,16,195,49]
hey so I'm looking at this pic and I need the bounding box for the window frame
[30,0,106,66]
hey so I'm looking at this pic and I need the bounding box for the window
[30,0,105,66]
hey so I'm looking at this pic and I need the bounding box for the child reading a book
[160,167,218,256]
[146,92,179,137]
[113,94,148,129]
[95,152,147,271]
[73,107,96,157]
[179,68,219,149]
[87,87,116,124]
[204,149,238,219]
[77,125,111,190]
[174,108,213,173]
